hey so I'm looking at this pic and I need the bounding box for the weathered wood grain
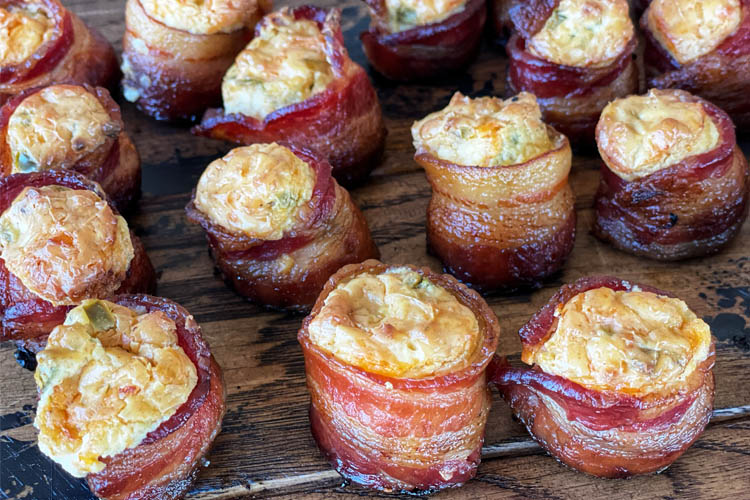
[1,0,750,499]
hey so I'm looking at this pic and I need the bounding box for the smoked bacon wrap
[185,143,379,311]
[0,0,118,105]
[413,92,576,291]
[120,0,270,121]
[593,89,749,260]
[359,0,486,81]
[32,295,226,500]
[0,84,140,212]
[0,170,156,345]
[505,0,638,144]
[491,276,716,478]
[299,260,500,492]
[641,0,750,128]
[193,6,386,187]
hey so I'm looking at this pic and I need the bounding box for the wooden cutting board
[1,1,749,498]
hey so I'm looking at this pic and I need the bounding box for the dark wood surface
[2,1,750,498]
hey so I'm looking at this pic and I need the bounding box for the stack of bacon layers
[492,276,716,478]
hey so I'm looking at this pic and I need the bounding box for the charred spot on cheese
[383,0,467,32]
[307,267,481,379]
[8,85,120,174]
[194,143,316,240]
[527,0,634,68]
[0,4,55,66]
[140,0,264,35]
[529,287,712,395]
[412,91,554,167]
[647,0,741,64]
[597,89,720,181]
[221,9,335,119]
[34,299,198,477]
[0,186,134,305]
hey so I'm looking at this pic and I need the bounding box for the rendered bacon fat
[359,0,485,81]
[0,84,141,211]
[34,295,226,500]
[491,276,716,478]
[185,143,379,311]
[193,6,386,187]
[413,92,575,291]
[505,0,638,144]
[593,89,749,260]
[0,0,118,105]
[299,260,500,491]
[121,0,270,121]
[641,0,750,128]
[0,171,155,344]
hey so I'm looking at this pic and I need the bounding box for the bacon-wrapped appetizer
[412,92,575,291]
[185,143,379,311]
[0,84,140,212]
[121,0,270,122]
[505,0,638,144]
[641,0,750,128]
[593,89,749,260]
[193,6,386,187]
[0,171,156,347]
[492,276,716,478]
[33,295,226,500]
[359,0,486,81]
[0,0,118,105]
[299,260,499,492]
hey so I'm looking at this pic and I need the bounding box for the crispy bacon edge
[593,94,750,260]
[0,170,156,345]
[415,125,576,291]
[185,145,379,311]
[641,0,750,128]
[0,84,141,212]
[193,6,386,187]
[358,0,486,81]
[0,0,118,105]
[120,0,269,122]
[298,259,500,492]
[490,276,716,477]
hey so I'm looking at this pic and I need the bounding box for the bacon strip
[193,6,386,187]
[416,126,575,291]
[299,260,499,492]
[359,0,486,81]
[491,276,716,478]
[593,97,749,260]
[185,146,378,311]
[0,171,156,344]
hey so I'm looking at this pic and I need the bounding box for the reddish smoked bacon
[0,84,141,212]
[359,0,486,81]
[0,0,118,105]
[491,276,716,478]
[193,6,386,187]
[0,171,156,346]
[299,260,500,492]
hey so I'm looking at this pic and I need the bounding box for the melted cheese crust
[8,85,120,174]
[412,92,554,167]
[0,5,54,66]
[530,287,712,396]
[527,0,634,68]
[647,0,741,64]
[0,186,134,305]
[34,299,197,477]
[307,267,481,379]
[222,10,334,119]
[383,0,467,32]
[194,143,316,240]
[140,0,260,35]
[597,89,720,181]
